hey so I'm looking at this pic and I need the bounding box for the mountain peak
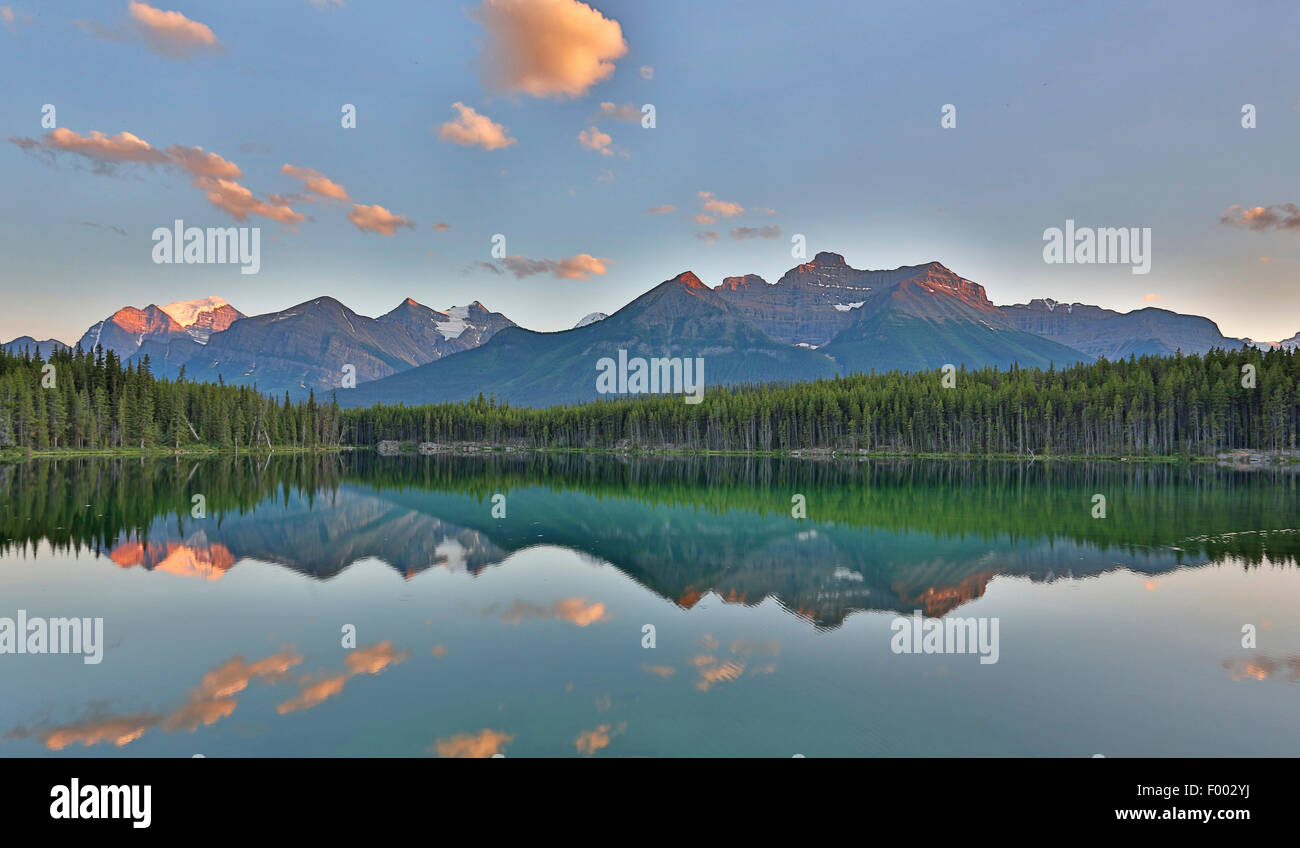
[811,251,847,267]
[159,296,236,328]
[670,271,707,290]
[716,274,767,292]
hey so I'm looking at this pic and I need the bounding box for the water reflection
[3,454,1297,626]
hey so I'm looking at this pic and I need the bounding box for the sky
[1,0,1298,344]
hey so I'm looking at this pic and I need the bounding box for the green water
[1,454,1297,756]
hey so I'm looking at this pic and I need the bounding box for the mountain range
[4,252,1295,406]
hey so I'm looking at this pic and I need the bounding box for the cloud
[166,144,242,178]
[44,128,169,165]
[756,207,777,215]
[276,674,347,714]
[433,222,451,231]
[432,729,514,758]
[277,641,408,714]
[730,225,781,240]
[694,215,716,225]
[1221,203,1300,232]
[347,203,414,235]
[308,0,345,8]
[639,65,653,80]
[493,596,611,624]
[593,102,641,122]
[39,714,163,751]
[575,721,625,755]
[644,205,675,214]
[1142,293,1161,303]
[493,254,610,280]
[281,163,349,201]
[196,176,307,224]
[577,125,613,155]
[641,664,676,678]
[2,6,30,29]
[438,102,517,150]
[9,650,302,750]
[699,190,744,218]
[127,1,222,58]
[343,641,409,675]
[696,231,719,245]
[470,0,627,98]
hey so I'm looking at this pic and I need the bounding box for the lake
[1,453,1297,757]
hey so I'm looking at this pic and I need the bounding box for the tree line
[3,344,1297,456]
[0,344,343,451]
[341,348,1300,456]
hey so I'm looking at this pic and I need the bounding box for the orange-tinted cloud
[41,714,162,751]
[432,728,514,758]
[1221,203,1300,232]
[699,190,744,217]
[347,203,415,235]
[165,144,242,178]
[578,125,613,155]
[281,163,349,201]
[1223,655,1300,683]
[276,642,408,713]
[575,721,625,755]
[641,664,676,678]
[45,128,168,164]
[128,1,222,58]
[438,102,516,150]
[276,674,347,714]
[15,650,303,749]
[432,222,451,232]
[496,596,610,625]
[344,641,410,675]
[471,0,627,98]
[645,205,675,214]
[695,659,745,691]
[195,176,307,224]
[497,254,610,280]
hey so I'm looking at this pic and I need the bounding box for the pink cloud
[438,102,517,150]
[471,0,627,98]
[128,1,222,58]
[578,126,613,155]
[281,163,349,201]
[165,144,242,178]
[347,203,414,235]
[45,128,168,164]
[195,176,307,224]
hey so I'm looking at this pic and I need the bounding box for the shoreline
[5,443,1297,465]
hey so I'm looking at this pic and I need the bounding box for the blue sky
[2,0,1298,344]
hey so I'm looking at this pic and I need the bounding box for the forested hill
[342,348,1299,457]
[1,344,1297,457]
[0,344,342,451]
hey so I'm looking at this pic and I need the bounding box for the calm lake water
[1,454,1297,757]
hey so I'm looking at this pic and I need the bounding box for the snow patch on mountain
[436,306,471,339]
[574,312,608,328]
